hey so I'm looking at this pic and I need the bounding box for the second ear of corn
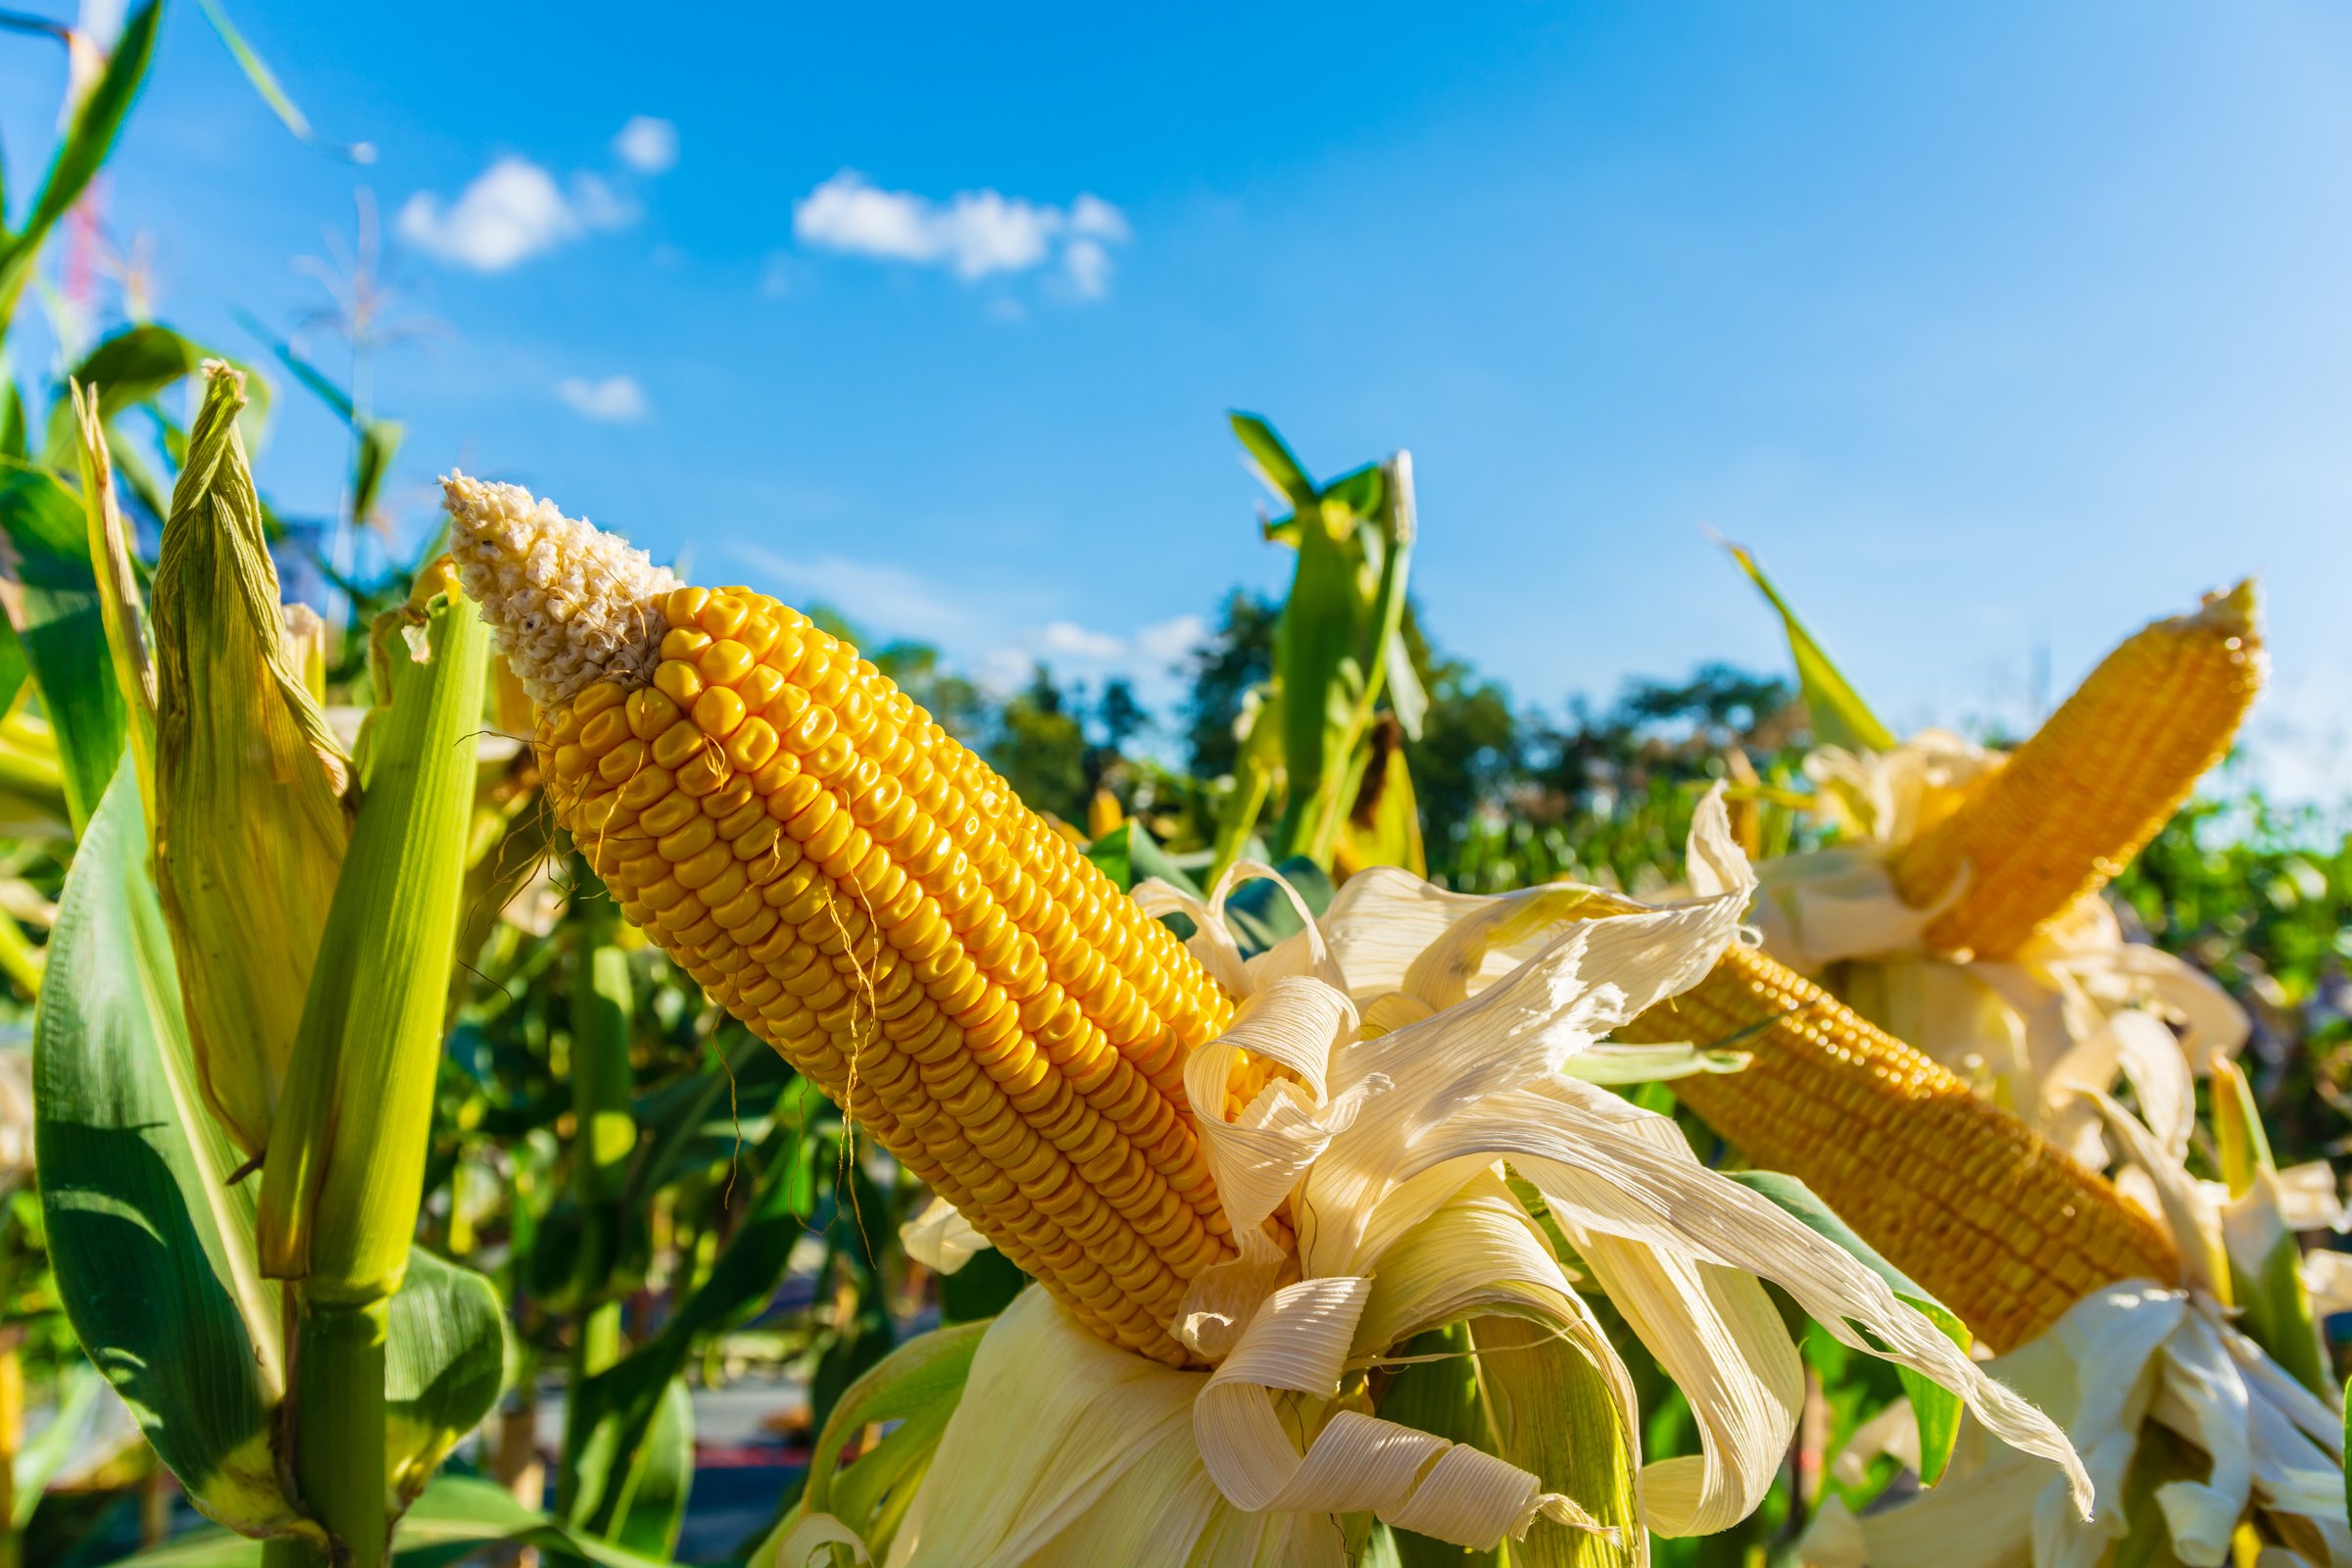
[1617,944,2181,1350]
[436,476,1255,1369]
[1888,583,2263,959]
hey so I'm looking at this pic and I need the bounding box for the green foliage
[34,767,295,1539]
[0,2,162,332]
[0,460,125,834]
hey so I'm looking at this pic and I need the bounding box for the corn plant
[1210,413,1425,879]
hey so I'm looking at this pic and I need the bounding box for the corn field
[1,9,2349,1568]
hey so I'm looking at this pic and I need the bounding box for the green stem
[293,1296,389,1568]
[557,868,634,1514]
[260,1536,325,1568]
[1210,759,1273,884]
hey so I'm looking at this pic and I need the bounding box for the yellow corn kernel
[1618,944,2180,1350]
[1891,584,2264,958]
[537,587,1242,1365]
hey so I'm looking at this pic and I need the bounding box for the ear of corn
[1617,944,2181,1350]
[1888,584,2263,959]
[151,366,353,1160]
[445,478,1243,1366]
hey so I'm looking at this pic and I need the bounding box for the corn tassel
[1618,943,2181,1350]
[445,477,1241,1366]
[1890,584,2264,958]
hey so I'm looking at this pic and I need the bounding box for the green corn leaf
[1229,410,1319,512]
[193,0,374,163]
[238,310,356,420]
[0,458,127,834]
[354,416,404,529]
[0,380,25,460]
[1223,855,1335,956]
[256,564,488,1300]
[386,1247,510,1508]
[607,1379,694,1560]
[43,325,269,467]
[1722,540,1896,755]
[152,366,351,1161]
[233,311,404,528]
[1234,416,1417,866]
[12,1362,106,1529]
[1084,815,1202,899]
[0,1,162,326]
[938,1245,1029,1323]
[564,1118,816,1537]
[32,761,304,1541]
[106,1474,677,1568]
[1726,1170,1968,1486]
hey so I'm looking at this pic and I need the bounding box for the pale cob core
[1890,581,2264,960]
[444,474,680,706]
[1620,944,2181,1350]
[445,485,1242,1366]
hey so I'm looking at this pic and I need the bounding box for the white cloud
[567,172,639,230]
[1134,613,1210,664]
[1034,621,1126,661]
[398,157,581,272]
[401,122,674,272]
[980,613,1210,699]
[1068,193,1130,241]
[555,374,650,422]
[1063,237,1112,299]
[613,115,678,174]
[792,171,1131,299]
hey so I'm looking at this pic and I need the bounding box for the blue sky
[7,2,2352,783]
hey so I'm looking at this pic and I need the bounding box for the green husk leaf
[1722,540,1897,755]
[1473,1313,1641,1567]
[255,563,488,1299]
[2230,1230,2329,1400]
[760,1319,989,1565]
[67,379,157,826]
[1336,716,1426,877]
[2211,1056,2273,1199]
[152,365,351,1160]
[1380,1321,1501,1568]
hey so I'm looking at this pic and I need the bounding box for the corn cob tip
[439,473,679,706]
[2189,576,2262,649]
